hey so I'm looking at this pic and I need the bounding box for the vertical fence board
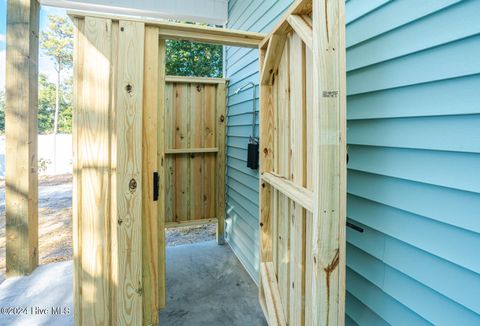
[276,36,291,321]
[289,32,306,326]
[204,85,217,219]
[109,20,119,324]
[78,16,112,326]
[115,20,144,325]
[174,85,190,221]
[72,16,84,326]
[164,83,174,223]
[258,78,274,297]
[304,43,314,326]
[190,84,204,220]
[157,38,167,310]
[142,25,159,325]
[272,67,279,276]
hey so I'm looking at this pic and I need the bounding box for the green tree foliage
[38,74,55,133]
[41,15,73,136]
[41,15,73,71]
[58,77,73,133]
[38,73,72,134]
[166,40,222,77]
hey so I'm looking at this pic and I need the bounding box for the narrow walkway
[160,241,266,326]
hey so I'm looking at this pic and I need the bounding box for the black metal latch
[153,172,159,201]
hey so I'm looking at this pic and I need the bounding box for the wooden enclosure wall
[163,77,227,243]
[73,16,163,326]
[258,0,346,325]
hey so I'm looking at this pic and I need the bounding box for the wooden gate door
[162,76,227,244]
[257,0,346,325]
[73,15,167,325]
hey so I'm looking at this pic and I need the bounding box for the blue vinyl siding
[225,0,296,282]
[226,0,480,324]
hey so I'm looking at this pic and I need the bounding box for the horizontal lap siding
[227,0,480,324]
[345,0,480,324]
[226,0,294,283]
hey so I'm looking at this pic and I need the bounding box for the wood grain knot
[196,85,202,92]
[125,84,133,94]
[129,178,137,193]
[220,115,225,122]
[263,148,268,155]
[136,285,143,296]
[324,250,340,275]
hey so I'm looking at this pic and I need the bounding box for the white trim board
[41,0,228,25]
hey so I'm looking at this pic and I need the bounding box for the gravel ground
[0,174,215,282]
[166,223,216,246]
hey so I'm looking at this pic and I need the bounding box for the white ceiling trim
[40,0,228,25]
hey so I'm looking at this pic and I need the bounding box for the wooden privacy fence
[71,12,235,325]
[258,0,346,325]
[163,76,227,242]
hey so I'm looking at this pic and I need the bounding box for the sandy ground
[0,175,73,283]
[0,174,215,283]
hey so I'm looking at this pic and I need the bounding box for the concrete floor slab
[0,261,73,325]
[0,240,265,325]
[160,241,267,326]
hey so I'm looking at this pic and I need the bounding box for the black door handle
[153,172,159,201]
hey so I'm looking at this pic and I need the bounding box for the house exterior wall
[225,0,480,324]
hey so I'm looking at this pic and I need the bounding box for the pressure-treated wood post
[142,26,163,324]
[311,0,346,325]
[5,0,40,276]
[216,82,227,245]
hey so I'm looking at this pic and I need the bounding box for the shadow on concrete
[160,241,267,326]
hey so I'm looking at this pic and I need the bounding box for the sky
[0,0,67,90]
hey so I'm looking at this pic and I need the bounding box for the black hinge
[153,172,159,201]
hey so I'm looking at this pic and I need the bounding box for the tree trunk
[53,65,61,174]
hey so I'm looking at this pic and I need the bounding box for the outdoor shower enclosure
[70,0,345,324]
[71,12,262,326]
